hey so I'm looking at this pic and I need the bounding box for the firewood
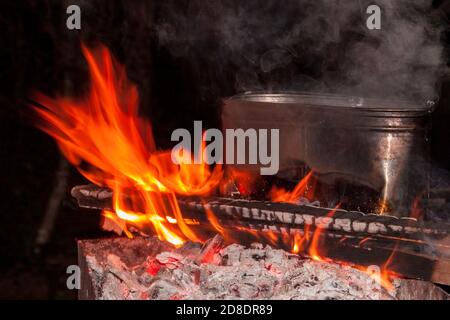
[72,184,450,286]
[71,184,450,241]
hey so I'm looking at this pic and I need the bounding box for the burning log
[72,184,450,286]
[71,184,450,240]
[77,236,449,300]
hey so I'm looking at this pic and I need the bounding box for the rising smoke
[155,0,446,102]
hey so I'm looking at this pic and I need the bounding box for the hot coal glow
[31,43,396,290]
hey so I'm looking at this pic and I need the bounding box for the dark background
[0,0,449,299]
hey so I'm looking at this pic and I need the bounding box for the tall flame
[31,44,222,246]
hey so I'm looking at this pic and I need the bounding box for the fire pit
[72,184,450,299]
[30,43,450,300]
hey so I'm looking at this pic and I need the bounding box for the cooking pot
[222,92,433,217]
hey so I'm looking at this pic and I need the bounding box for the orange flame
[308,204,339,262]
[269,171,314,203]
[204,206,227,238]
[377,242,398,291]
[31,44,222,246]
[358,236,371,247]
[220,168,259,197]
[291,231,308,254]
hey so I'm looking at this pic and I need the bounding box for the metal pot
[222,92,433,217]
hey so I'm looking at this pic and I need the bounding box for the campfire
[30,44,450,300]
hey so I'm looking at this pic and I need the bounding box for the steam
[155,0,446,102]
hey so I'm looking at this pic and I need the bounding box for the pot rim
[228,91,435,114]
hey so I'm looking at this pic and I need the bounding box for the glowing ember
[31,44,222,246]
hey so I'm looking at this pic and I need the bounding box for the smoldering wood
[71,184,450,241]
[233,219,450,286]
[77,236,449,300]
[71,184,450,286]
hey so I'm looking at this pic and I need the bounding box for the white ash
[85,241,400,300]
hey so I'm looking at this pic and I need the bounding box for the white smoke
[155,0,446,102]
